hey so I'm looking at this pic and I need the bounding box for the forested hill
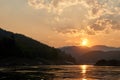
[0,28,75,66]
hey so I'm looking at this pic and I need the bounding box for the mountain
[0,28,75,66]
[60,46,91,63]
[60,45,120,64]
[60,46,90,56]
[91,45,120,51]
[80,51,120,64]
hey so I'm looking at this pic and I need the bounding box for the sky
[0,0,120,47]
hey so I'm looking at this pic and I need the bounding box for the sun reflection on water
[81,65,87,74]
[80,65,88,80]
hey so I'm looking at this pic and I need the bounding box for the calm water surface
[0,65,120,80]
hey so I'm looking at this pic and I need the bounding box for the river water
[0,65,120,80]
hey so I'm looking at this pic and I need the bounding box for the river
[0,65,120,80]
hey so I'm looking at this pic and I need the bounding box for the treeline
[95,59,120,66]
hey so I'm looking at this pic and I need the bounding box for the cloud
[28,0,82,14]
[89,18,112,31]
[85,0,120,34]
[28,0,120,36]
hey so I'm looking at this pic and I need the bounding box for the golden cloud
[28,0,120,35]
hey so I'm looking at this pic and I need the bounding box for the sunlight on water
[80,65,87,74]
[80,65,88,80]
[0,65,120,80]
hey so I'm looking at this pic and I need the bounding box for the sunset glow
[0,0,120,47]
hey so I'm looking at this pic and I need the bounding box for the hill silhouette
[0,28,75,66]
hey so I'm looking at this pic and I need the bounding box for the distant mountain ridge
[91,45,120,51]
[60,45,120,52]
[60,45,120,64]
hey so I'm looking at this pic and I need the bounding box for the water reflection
[81,65,87,74]
[80,65,88,80]
[0,65,120,80]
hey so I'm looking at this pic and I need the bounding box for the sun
[81,39,88,46]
